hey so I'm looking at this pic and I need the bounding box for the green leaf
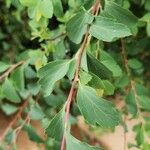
[103,80,115,96]
[11,66,25,91]
[46,108,65,141]
[24,124,44,143]
[40,0,53,18]
[38,60,70,96]
[87,53,113,79]
[134,124,144,146]
[1,103,18,115]
[19,0,38,7]
[104,1,138,29]
[128,58,142,69]
[52,0,63,17]
[115,74,130,89]
[139,96,150,111]
[79,70,92,85]
[30,104,45,120]
[66,132,101,150]
[89,16,132,42]
[100,51,122,77]
[88,73,105,90]
[141,13,150,36]
[66,10,94,44]
[77,84,120,128]
[0,62,10,73]
[2,79,21,103]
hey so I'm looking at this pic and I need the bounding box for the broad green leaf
[87,53,113,79]
[0,62,10,73]
[79,70,92,85]
[139,96,150,111]
[104,1,138,29]
[89,16,132,42]
[103,80,115,96]
[52,0,63,17]
[2,79,21,103]
[44,92,66,107]
[1,103,18,115]
[135,83,150,97]
[46,108,65,141]
[40,0,53,18]
[19,0,38,7]
[134,124,144,146]
[100,51,122,77]
[30,104,45,120]
[128,58,142,69]
[66,132,100,150]
[38,60,70,96]
[11,66,25,91]
[88,73,105,90]
[66,10,94,44]
[115,74,130,89]
[77,84,120,128]
[24,124,44,143]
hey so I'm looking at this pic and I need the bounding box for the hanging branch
[61,1,100,150]
[0,61,25,81]
[0,96,31,143]
[120,39,148,150]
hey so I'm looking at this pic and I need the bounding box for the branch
[48,32,66,41]
[61,1,100,150]
[0,61,25,81]
[0,96,31,143]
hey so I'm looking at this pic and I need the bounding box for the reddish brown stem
[61,1,100,150]
[0,96,31,143]
[0,61,25,81]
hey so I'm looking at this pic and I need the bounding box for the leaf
[30,104,45,120]
[2,79,21,103]
[77,84,120,128]
[128,58,142,69]
[134,124,144,146]
[40,0,53,18]
[19,0,38,7]
[89,16,132,42]
[87,53,113,79]
[11,66,25,91]
[79,70,92,85]
[88,73,105,90]
[103,80,115,96]
[100,51,122,77]
[46,108,65,141]
[66,10,94,44]
[1,103,18,115]
[141,13,150,36]
[0,62,10,73]
[24,124,44,143]
[66,132,101,150]
[52,0,63,17]
[38,60,70,96]
[139,96,150,111]
[104,1,138,29]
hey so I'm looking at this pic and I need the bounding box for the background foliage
[0,0,150,149]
